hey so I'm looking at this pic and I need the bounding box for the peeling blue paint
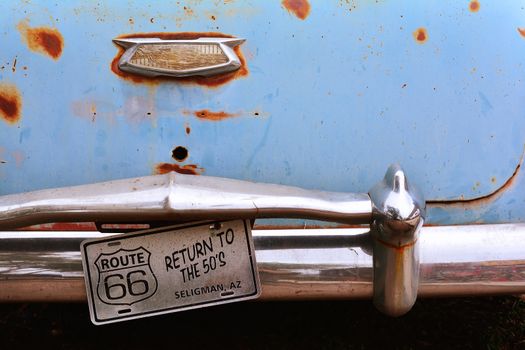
[0,0,524,227]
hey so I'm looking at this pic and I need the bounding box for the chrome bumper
[1,166,523,317]
[1,224,524,304]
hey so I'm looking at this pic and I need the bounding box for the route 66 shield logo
[94,247,158,306]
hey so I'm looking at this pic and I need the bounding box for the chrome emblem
[113,37,245,78]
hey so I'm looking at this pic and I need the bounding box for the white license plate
[81,220,260,325]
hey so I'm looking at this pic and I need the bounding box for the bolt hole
[210,222,222,231]
[172,146,188,162]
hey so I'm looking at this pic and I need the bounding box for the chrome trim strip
[1,224,524,302]
[0,173,372,230]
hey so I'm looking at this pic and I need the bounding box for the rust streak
[282,0,311,20]
[21,222,97,231]
[189,109,240,121]
[111,32,248,88]
[17,20,64,60]
[0,83,22,125]
[427,145,525,208]
[413,27,427,44]
[375,237,418,252]
[469,0,480,12]
[154,163,204,175]
[518,27,525,38]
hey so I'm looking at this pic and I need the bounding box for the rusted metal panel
[1,1,525,226]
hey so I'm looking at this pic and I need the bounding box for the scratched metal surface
[0,1,525,226]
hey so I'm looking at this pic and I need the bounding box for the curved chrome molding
[0,224,524,302]
[0,173,372,230]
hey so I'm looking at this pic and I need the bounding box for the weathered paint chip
[71,101,98,122]
[282,0,311,20]
[413,27,428,44]
[0,83,22,125]
[12,150,25,167]
[17,20,64,60]
[154,163,204,175]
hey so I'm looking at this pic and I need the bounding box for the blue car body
[1,0,525,227]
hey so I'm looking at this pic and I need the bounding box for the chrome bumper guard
[0,165,523,316]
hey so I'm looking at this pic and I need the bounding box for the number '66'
[104,270,149,300]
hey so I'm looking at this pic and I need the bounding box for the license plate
[81,220,260,325]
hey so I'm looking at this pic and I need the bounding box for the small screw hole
[172,146,188,162]
[210,223,222,231]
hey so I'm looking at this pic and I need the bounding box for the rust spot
[0,83,22,125]
[282,0,311,20]
[210,15,216,20]
[469,0,480,12]
[518,28,525,38]
[375,237,418,253]
[154,163,204,175]
[187,109,240,121]
[17,20,64,60]
[428,145,525,208]
[185,124,191,135]
[413,28,427,43]
[183,6,195,17]
[111,32,248,87]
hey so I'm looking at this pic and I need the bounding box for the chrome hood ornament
[113,37,245,78]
